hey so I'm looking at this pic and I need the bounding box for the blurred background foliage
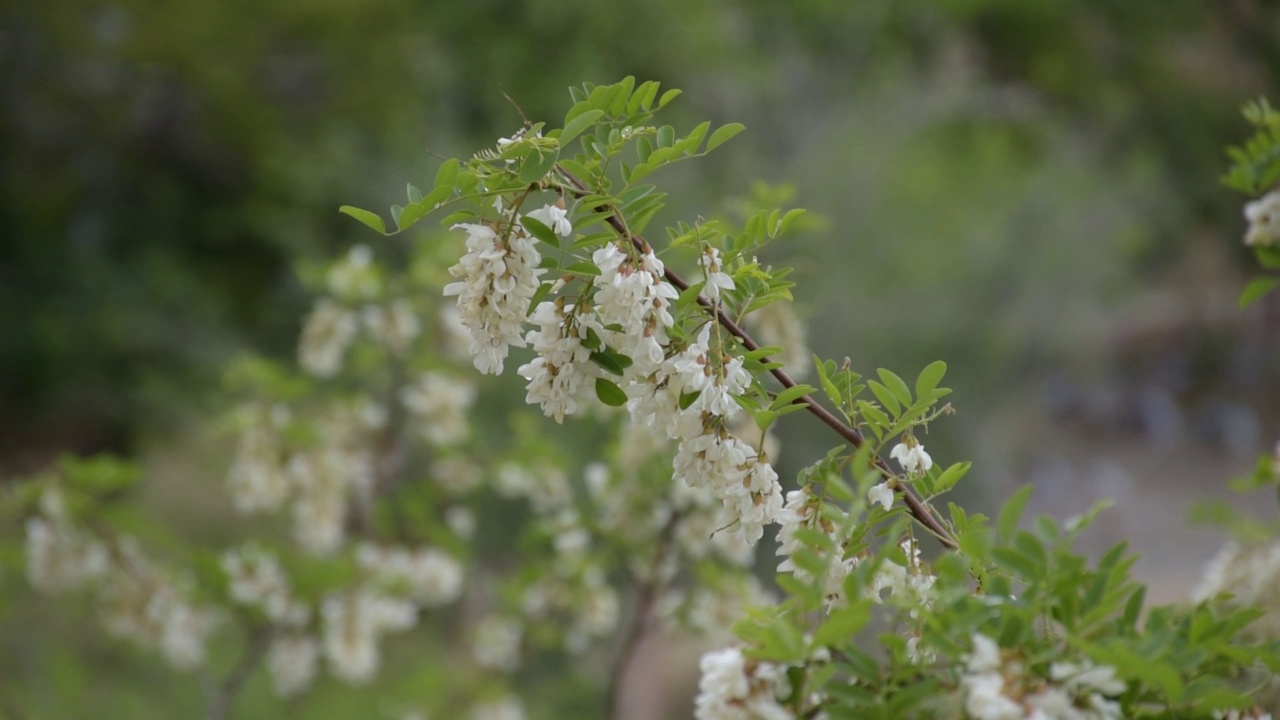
[4,0,1280,717]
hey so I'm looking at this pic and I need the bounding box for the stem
[606,512,680,719]
[205,625,275,720]
[556,169,958,550]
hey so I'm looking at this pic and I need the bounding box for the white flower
[361,299,420,354]
[322,590,418,684]
[968,634,1002,673]
[694,647,793,720]
[326,245,381,299]
[890,441,932,476]
[517,301,596,423]
[868,482,894,511]
[25,516,109,593]
[221,545,292,621]
[400,371,475,446]
[698,246,735,302]
[357,543,465,607]
[289,451,350,556]
[473,617,523,672]
[1245,190,1280,247]
[267,634,319,698]
[445,506,476,539]
[525,203,573,237]
[470,697,526,720]
[442,221,544,375]
[299,299,358,378]
[673,432,783,546]
[962,672,1023,720]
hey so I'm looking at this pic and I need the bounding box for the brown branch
[206,624,275,720]
[557,169,958,550]
[606,512,680,719]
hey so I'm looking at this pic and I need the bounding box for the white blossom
[890,440,932,476]
[25,516,109,593]
[400,371,476,446]
[299,299,358,378]
[470,696,526,720]
[289,451,351,556]
[673,432,784,546]
[473,616,523,672]
[868,482,894,511]
[221,544,293,621]
[1245,190,1280,247]
[356,543,465,607]
[226,407,291,514]
[442,221,544,375]
[268,634,320,698]
[517,301,596,423]
[362,299,420,354]
[322,590,417,684]
[698,246,735,302]
[525,203,573,237]
[326,244,381,299]
[592,243,678,377]
[694,647,793,720]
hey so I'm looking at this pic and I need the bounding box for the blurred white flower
[1245,190,1280,247]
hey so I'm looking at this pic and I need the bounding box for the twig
[556,168,958,550]
[205,624,275,720]
[606,512,681,719]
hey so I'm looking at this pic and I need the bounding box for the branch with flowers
[5,79,1280,720]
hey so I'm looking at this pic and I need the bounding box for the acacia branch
[605,511,680,719]
[205,624,274,720]
[556,169,958,550]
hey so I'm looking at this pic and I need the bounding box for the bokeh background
[4,0,1280,717]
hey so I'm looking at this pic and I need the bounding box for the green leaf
[595,377,627,407]
[933,461,971,494]
[520,216,560,249]
[770,384,816,410]
[518,149,560,185]
[397,201,429,231]
[915,360,947,400]
[434,158,460,190]
[656,88,682,109]
[705,122,746,152]
[877,368,913,407]
[561,109,604,145]
[867,380,901,417]
[590,351,628,376]
[565,261,601,277]
[1239,276,1279,307]
[998,485,1034,543]
[813,601,872,646]
[406,183,422,203]
[339,206,387,234]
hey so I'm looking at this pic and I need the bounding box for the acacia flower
[868,481,894,511]
[890,440,932,476]
[526,203,573,237]
[698,246,735,302]
[1245,190,1280,247]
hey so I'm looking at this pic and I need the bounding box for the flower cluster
[694,647,793,720]
[443,212,549,375]
[961,634,1125,720]
[1245,190,1280,247]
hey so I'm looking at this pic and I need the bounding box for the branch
[606,511,680,719]
[556,169,958,550]
[205,624,275,720]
